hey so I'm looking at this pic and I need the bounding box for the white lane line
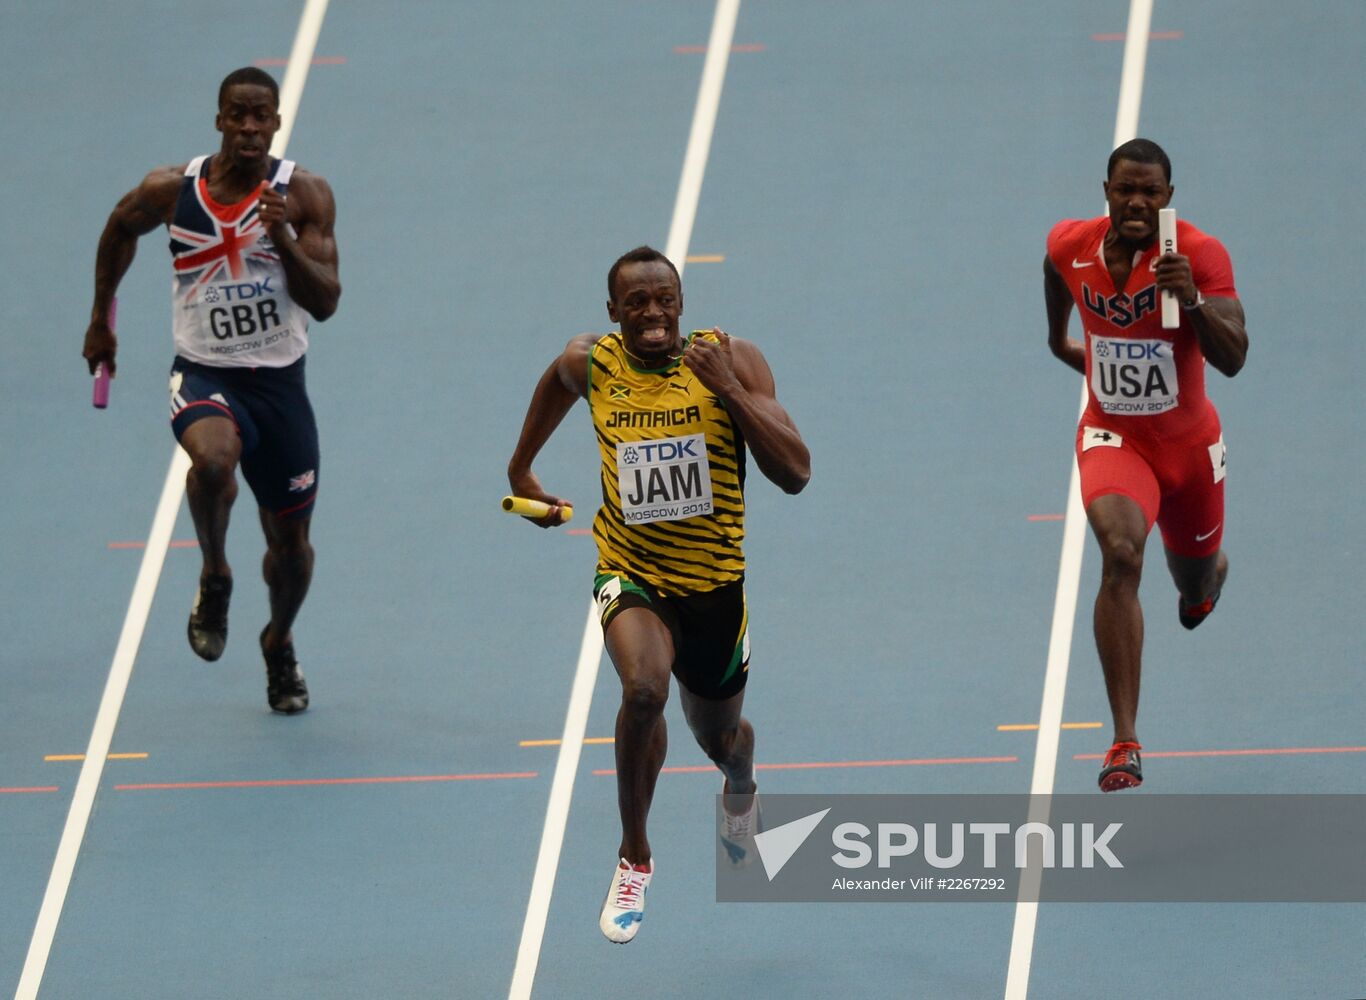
[507,2,740,997]
[1001,2,1153,998]
[12,5,329,998]
[507,604,603,1000]
[665,0,741,270]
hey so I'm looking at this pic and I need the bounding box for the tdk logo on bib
[201,278,276,304]
[623,439,701,464]
[1090,336,1179,414]
[617,432,713,525]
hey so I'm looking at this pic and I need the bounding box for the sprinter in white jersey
[82,67,341,714]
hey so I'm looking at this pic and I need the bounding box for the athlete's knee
[265,529,313,576]
[1096,533,1144,586]
[620,675,669,719]
[696,724,740,765]
[188,455,238,497]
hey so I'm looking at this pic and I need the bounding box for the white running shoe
[599,857,653,944]
[720,792,761,869]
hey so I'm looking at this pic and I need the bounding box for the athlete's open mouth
[636,326,672,350]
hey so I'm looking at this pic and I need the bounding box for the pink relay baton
[92,298,115,408]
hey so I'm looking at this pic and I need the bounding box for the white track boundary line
[1002,2,1153,998]
[507,2,740,997]
[12,5,329,998]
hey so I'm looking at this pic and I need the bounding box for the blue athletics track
[2,2,1362,998]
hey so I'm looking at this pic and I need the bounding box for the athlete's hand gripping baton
[502,496,574,522]
[92,298,116,409]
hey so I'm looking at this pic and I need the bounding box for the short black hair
[1107,138,1171,183]
[607,246,680,302]
[218,67,280,111]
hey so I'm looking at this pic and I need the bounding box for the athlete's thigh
[595,573,677,687]
[170,361,254,460]
[1077,424,1161,530]
[670,581,749,703]
[236,363,319,520]
[1156,429,1226,559]
[678,682,745,745]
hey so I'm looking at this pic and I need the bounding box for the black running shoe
[260,626,309,715]
[1098,741,1143,792]
[1178,589,1221,630]
[188,575,232,661]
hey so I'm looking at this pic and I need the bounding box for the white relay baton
[1158,208,1179,329]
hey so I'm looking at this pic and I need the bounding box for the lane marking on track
[519,737,615,747]
[1092,31,1182,42]
[2,788,60,795]
[1003,3,1153,999]
[1075,745,1366,760]
[13,5,331,999]
[107,540,198,549]
[593,755,1019,776]
[44,753,148,762]
[115,772,538,791]
[254,55,347,66]
[508,4,740,998]
[997,723,1101,732]
[674,43,764,54]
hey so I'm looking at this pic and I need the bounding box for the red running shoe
[1178,588,1221,630]
[1098,741,1143,792]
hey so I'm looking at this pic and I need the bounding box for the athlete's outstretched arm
[1043,255,1085,375]
[259,170,341,321]
[506,334,595,526]
[684,330,810,495]
[1153,253,1248,377]
[83,167,183,375]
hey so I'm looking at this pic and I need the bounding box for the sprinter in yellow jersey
[507,246,810,943]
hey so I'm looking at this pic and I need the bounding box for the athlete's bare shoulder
[556,332,600,397]
[114,163,188,231]
[282,167,335,218]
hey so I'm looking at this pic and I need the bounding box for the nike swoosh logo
[1072,259,1095,269]
[1195,523,1222,542]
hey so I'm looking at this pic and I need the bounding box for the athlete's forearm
[508,360,582,488]
[272,232,341,321]
[92,216,140,322]
[718,388,810,495]
[1187,296,1247,377]
[1044,256,1085,374]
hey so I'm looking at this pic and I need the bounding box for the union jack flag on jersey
[169,155,287,302]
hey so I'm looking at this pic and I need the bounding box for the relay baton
[502,495,574,522]
[1158,209,1179,329]
[92,297,116,408]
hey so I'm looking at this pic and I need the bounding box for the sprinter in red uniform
[1043,138,1248,791]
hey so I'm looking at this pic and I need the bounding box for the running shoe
[599,857,653,944]
[1098,741,1143,792]
[720,789,761,869]
[260,626,309,715]
[187,575,232,661]
[1178,589,1221,630]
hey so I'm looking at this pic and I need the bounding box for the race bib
[1090,335,1179,414]
[616,433,713,524]
[1209,434,1227,484]
[1081,426,1123,451]
[196,278,287,346]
